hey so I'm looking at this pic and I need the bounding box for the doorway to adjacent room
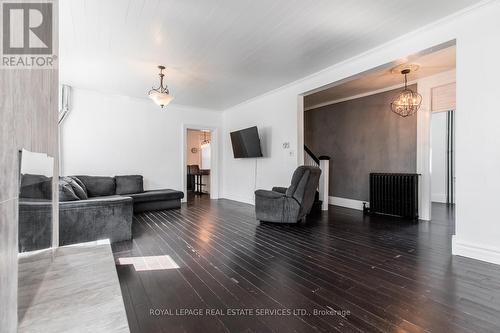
[185,128,212,203]
[430,109,455,226]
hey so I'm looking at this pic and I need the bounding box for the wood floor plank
[113,197,500,333]
[141,212,357,333]
[155,209,415,333]
[162,206,474,333]
[137,213,320,333]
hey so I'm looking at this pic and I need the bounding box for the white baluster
[319,157,330,211]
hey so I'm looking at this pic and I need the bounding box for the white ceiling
[60,0,479,110]
[304,45,456,109]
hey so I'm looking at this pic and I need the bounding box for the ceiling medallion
[148,65,173,108]
[390,63,420,75]
[390,67,422,117]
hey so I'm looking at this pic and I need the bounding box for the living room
[2,1,500,332]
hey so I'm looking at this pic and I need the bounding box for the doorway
[430,110,455,224]
[185,128,212,203]
[298,41,456,220]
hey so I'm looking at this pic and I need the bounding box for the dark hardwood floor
[112,197,500,333]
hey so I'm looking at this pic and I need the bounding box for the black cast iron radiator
[365,173,419,219]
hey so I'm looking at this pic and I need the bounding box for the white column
[319,158,330,211]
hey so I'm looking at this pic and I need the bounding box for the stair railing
[304,145,330,211]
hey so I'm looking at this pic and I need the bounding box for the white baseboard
[431,193,447,203]
[220,195,255,206]
[328,196,368,211]
[452,236,500,265]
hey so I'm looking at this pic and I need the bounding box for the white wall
[20,149,54,177]
[221,1,500,264]
[221,88,300,204]
[431,112,448,203]
[453,1,500,264]
[61,88,222,196]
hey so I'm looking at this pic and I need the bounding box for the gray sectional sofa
[19,174,183,252]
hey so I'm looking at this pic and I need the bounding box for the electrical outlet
[282,142,290,149]
[289,150,295,157]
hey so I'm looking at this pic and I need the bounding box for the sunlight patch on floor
[117,255,180,271]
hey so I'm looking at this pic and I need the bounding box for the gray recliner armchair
[255,166,321,223]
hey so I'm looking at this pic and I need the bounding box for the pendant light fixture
[390,67,422,117]
[200,130,210,148]
[148,65,173,108]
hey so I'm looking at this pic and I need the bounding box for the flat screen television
[230,126,263,158]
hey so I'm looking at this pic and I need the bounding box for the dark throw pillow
[62,176,88,200]
[59,179,80,202]
[73,176,116,197]
[69,176,87,197]
[115,175,144,195]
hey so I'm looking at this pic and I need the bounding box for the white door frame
[298,71,455,219]
[296,42,455,219]
[181,124,219,202]
[297,95,305,166]
[416,70,456,220]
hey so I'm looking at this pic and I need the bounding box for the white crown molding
[305,66,456,111]
[304,80,416,111]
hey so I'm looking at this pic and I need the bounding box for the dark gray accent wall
[305,85,417,201]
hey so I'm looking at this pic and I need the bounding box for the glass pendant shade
[148,65,173,108]
[149,91,173,108]
[391,89,422,117]
[390,69,422,117]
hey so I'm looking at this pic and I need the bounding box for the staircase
[304,145,330,211]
